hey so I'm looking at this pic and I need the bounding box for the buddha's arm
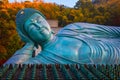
[4,43,34,64]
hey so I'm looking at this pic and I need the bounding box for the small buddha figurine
[4,8,120,65]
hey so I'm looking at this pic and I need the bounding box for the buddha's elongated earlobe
[51,30,55,34]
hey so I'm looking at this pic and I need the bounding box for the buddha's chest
[45,37,84,59]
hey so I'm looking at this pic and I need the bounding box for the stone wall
[47,20,58,28]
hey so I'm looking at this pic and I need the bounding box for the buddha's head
[16,8,53,46]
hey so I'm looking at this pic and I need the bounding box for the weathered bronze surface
[4,8,120,65]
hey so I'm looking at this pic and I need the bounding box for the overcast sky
[9,0,78,8]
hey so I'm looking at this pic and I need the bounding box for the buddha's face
[24,13,52,44]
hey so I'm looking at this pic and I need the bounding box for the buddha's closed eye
[37,16,43,23]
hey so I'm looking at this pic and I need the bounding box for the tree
[74,0,93,9]
[93,16,105,24]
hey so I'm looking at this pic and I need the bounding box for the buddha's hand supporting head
[16,8,53,46]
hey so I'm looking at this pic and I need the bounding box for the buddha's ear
[51,30,55,34]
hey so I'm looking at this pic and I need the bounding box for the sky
[9,0,78,8]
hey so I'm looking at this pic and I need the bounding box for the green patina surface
[4,8,120,65]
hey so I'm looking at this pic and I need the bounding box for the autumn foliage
[0,0,120,65]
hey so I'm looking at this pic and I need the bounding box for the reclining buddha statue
[4,8,120,65]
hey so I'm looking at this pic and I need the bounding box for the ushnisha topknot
[16,8,45,35]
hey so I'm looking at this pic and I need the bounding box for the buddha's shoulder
[56,22,120,36]
[56,22,96,35]
[59,22,87,31]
